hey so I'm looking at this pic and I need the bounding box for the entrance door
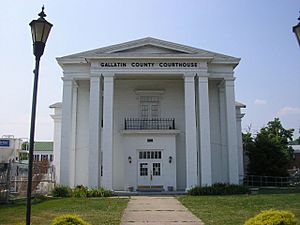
[137,150,163,190]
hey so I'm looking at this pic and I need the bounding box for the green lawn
[3,194,300,225]
[178,193,300,225]
[0,197,129,225]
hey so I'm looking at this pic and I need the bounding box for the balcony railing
[124,118,175,130]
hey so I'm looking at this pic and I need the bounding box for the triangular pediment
[57,37,240,66]
[112,44,189,54]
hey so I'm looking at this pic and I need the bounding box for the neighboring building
[51,37,245,191]
[32,142,54,164]
[19,141,54,165]
[0,135,23,163]
[291,145,300,170]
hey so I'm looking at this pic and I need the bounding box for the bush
[244,209,297,225]
[87,187,112,197]
[32,194,49,204]
[51,214,90,225]
[72,185,88,198]
[52,185,72,197]
[52,185,112,198]
[188,183,249,195]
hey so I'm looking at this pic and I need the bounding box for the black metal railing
[124,118,175,130]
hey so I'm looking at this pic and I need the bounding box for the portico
[52,37,245,191]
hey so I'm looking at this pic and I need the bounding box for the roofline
[235,101,246,108]
[49,102,62,108]
[56,37,240,64]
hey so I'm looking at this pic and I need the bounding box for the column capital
[183,72,196,77]
[224,77,236,82]
[90,76,101,83]
[102,72,115,78]
[61,77,73,81]
[196,67,209,77]
[62,78,78,88]
[183,73,196,83]
[198,76,209,83]
[90,70,102,77]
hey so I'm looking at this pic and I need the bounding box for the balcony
[124,118,175,130]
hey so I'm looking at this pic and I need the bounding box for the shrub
[72,185,88,198]
[51,214,90,225]
[244,209,297,225]
[52,185,112,198]
[52,185,72,197]
[188,183,249,195]
[87,187,112,197]
[32,194,49,204]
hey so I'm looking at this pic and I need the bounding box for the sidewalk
[121,196,204,225]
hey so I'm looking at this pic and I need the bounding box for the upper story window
[41,154,48,161]
[140,96,160,118]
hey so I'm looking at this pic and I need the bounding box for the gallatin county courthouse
[50,37,246,191]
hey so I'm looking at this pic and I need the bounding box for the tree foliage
[243,118,294,177]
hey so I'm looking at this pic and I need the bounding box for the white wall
[113,78,185,190]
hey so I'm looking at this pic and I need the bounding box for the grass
[178,193,300,225]
[0,197,129,225]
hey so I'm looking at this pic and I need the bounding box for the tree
[289,136,300,145]
[243,118,294,177]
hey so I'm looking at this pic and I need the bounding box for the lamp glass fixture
[29,6,53,44]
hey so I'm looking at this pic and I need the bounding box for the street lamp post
[26,6,52,225]
[293,13,300,46]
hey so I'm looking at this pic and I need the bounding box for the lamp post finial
[38,5,46,18]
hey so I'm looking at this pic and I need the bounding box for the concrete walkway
[121,196,204,225]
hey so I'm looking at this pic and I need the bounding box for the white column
[88,75,102,188]
[218,84,229,182]
[60,78,74,186]
[70,81,78,187]
[236,106,245,182]
[50,104,62,184]
[184,73,198,189]
[224,78,239,184]
[198,76,212,186]
[102,73,114,190]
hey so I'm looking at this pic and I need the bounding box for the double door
[137,150,163,189]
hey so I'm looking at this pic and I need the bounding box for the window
[140,96,160,118]
[140,163,148,176]
[152,163,161,176]
[41,155,48,161]
[50,154,53,162]
[139,150,162,159]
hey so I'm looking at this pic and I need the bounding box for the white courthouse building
[51,37,245,191]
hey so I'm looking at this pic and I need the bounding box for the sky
[0,0,299,141]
